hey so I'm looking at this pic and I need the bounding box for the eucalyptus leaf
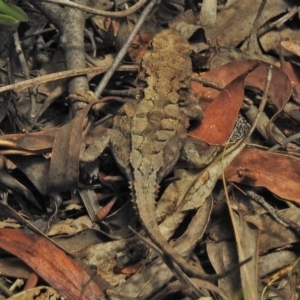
[0,0,28,25]
[0,13,19,25]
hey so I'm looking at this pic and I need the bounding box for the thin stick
[37,0,148,17]
[246,190,300,236]
[94,0,160,97]
[13,32,37,118]
[0,65,138,94]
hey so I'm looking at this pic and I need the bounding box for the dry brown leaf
[281,40,300,57]
[47,216,92,237]
[207,240,241,299]
[225,149,300,203]
[245,208,300,253]
[0,257,31,280]
[129,33,154,63]
[0,125,107,196]
[280,57,300,99]
[0,125,106,153]
[0,170,41,208]
[47,102,109,192]
[259,250,297,279]
[205,0,290,48]
[190,60,291,145]
[0,228,108,299]
[47,106,91,192]
[8,155,50,196]
[188,62,259,144]
[192,60,292,110]
[230,209,259,300]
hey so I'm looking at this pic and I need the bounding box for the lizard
[82,29,223,281]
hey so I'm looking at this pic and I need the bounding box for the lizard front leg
[81,129,132,179]
[81,100,136,171]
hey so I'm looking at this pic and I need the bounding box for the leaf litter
[0,1,300,299]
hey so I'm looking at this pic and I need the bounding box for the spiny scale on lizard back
[139,29,192,103]
[130,29,194,184]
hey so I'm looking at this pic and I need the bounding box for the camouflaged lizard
[82,29,219,280]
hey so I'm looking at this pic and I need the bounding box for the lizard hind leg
[80,131,112,163]
[180,138,220,169]
[110,131,132,181]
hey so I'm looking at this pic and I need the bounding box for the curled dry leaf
[225,148,300,203]
[47,104,92,193]
[228,204,259,300]
[0,228,109,299]
[47,216,92,237]
[207,240,241,298]
[280,56,300,99]
[208,212,259,300]
[0,122,106,197]
[258,250,297,279]
[192,60,292,108]
[0,123,106,153]
[74,238,129,286]
[190,60,292,144]
[8,155,50,196]
[205,0,290,48]
[189,61,259,144]
[0,169,41,208]
[245,207,300,253]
